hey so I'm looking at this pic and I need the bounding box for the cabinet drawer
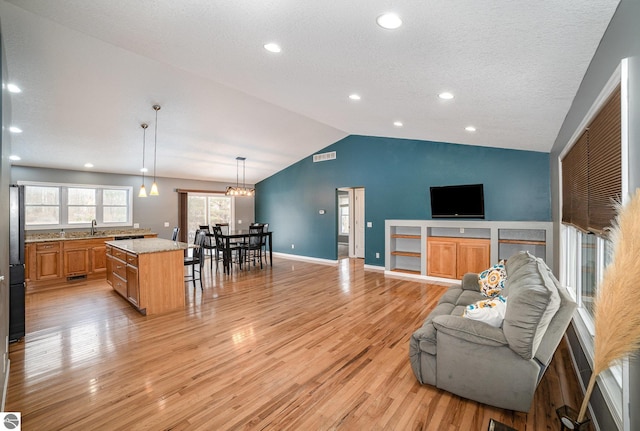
[112,259,127,280]
[112,274,127,297]
[126,252,138,267]
[112,248,127,261]
[36,242,60,251]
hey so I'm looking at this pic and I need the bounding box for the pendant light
[138,123,148,198]
[225,156,255,197]
[150,104,161,196]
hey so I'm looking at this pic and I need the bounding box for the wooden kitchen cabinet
[63,238,111,278]
[126,257,139,307]
[89,243,107,274]
[105,238,187,315]
[35,241,63,281]
[427,237,490,280]
[64,248,89,277]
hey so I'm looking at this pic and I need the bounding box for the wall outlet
[367,221,373,228]
[291,244,295,249]
[460,227,465,233]
[376,252,380,259]
[238,220,242,224]
[164,222,170,227]
[133,223,140,229]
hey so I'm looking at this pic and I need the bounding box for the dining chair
[212,225,242,274]
[184,229,206,289]
[171,226,180,241]
[242,225,264,269]
[199,224,216,271]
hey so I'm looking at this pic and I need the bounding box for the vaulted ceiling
[1,0,620,184]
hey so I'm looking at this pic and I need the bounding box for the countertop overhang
[106,238,190,254]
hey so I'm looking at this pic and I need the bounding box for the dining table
[207,229,273,273]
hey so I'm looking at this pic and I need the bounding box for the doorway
[337,187,365,259]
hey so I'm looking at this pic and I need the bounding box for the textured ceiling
[1,0,620,184]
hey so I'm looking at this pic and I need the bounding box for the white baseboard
[2,359,9,411]
[383,270,460,285]
[272,252,338,265]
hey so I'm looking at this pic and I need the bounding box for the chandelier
[225,157,255,197]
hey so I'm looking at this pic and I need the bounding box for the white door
[353,188,365,258]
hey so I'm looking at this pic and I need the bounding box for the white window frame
[558,60,628,430]
[186,192,235,242]
[19,180,133,230]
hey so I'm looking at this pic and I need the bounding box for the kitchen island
[106,238,190,315]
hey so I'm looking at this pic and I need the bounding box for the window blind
[562,85,621,235]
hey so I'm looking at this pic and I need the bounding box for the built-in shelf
[385,220,553,282]
[391,251,421,257]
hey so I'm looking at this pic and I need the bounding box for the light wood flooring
[7,257,589,430]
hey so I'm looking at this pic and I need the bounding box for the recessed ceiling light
[264,43,281,53]
[349,94,361,101]
[140,167,148,173]
[438,92,454,100]
[9,155,21,161]
[465,126,477,132]
[377,13,402,30]
[84,163,94,168]
[393,121,403,127]
[9,126,22,133]
[7,83,22,93]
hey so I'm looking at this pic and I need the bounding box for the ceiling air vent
[313,151,336,163]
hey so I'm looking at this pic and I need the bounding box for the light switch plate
[164,222,170,227]
[133,223,140,228]
[367,222,372,228]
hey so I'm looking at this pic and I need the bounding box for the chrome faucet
[91,219,97,235]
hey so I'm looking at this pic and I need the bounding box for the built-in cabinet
[385,220,553,282]
[427,237,490,280]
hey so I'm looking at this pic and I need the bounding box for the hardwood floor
[7,257,589,430]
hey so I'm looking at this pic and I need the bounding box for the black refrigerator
[9,184,25,342]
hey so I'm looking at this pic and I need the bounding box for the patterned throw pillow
[478,260,507,297]
[463,295,507,327]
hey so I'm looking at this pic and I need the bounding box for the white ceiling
[1,0,620,185]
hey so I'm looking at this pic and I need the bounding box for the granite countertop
[106,238,190,254]
[26,228,156,243]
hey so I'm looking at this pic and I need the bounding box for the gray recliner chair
[409,251,577,412]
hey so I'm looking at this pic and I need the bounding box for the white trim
[272,252,338,265]
[1,359,9,412]
[621,58,630,202]
[364,264,384,272]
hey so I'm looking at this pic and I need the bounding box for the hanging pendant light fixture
[225,156,255,197]
[138,123,149,198]
[150,104,161,196]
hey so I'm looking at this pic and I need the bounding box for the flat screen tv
[430,184,485,219]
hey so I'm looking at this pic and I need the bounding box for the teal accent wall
[256,135,550,265]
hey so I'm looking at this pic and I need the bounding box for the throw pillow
[463,295,507,327]
[478,260,507,297]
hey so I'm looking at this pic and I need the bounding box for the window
[187,193,233,241]
[559,64,626,427]
[339,195,349,235]
[21,181,133,230]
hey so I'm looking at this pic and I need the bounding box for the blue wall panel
[256,135,550,265]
